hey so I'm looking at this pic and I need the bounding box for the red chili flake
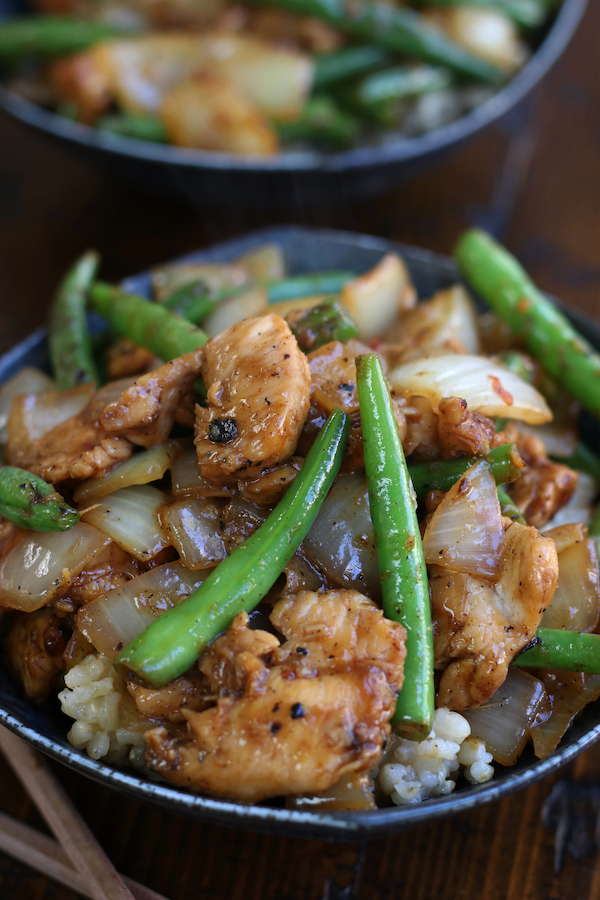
[489,375,513,405]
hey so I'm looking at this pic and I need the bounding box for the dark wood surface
[0,3,599,898]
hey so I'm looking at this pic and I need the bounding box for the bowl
[0,0,588,209]
[0,225,599,841]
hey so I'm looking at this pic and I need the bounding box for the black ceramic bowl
[1,226,599,841]
[0,0,588,208]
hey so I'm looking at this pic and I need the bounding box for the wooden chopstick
[0,810,167,900]
[0,725,144,900]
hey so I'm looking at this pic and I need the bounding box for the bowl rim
[0,0,588,174]
[1,223,599,842]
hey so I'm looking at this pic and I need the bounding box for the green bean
[160,280,220,325]
[247,0,502,82]
[552,442,600,484]
[268,271,354,303]
[90,281,208,360]
[337,64,452,125]
[96,113,168,144]
[513,629,600,673]
[497,485,525,524]
[313,44,393,88]
[275,96,360,149]
[408,442,525,503]
[0,16,123,59]
[455,229,600,420]
[48,251,100,390]
[114,408,350,687]
[413,0,549,29]
[356,353,434,738]
[287,298,359,351]
[0,466,79,531]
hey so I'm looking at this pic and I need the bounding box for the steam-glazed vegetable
[0,0,558,155]
[1,230,599,812]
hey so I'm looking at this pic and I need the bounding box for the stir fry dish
[2,229,600,811]
[0,0,559,154]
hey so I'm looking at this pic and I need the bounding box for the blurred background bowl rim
[0,223,599,840]
[0,0,588,174]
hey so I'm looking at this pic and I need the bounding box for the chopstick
[0,725,168,900]
[0,811,166,900]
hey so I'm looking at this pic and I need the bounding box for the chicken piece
[162,74,279,155]
[242,7,342,53]
[507,432,577,528]
[436,397,501,458]
[431,521,558,710]
[305,340,406,470]
[127,670,209,724]
[194,314,310,479]
[49,51,111,123]
[9,382,134,484]
[100,349,204,448]
[105,338,157,381]
[238,457,302,506]
[144,590,406,801]
[57,543,144,612]
[403,395,505,460]
[5,608,69,702]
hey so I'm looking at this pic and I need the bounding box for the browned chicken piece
[194,314,310,479]
[55,543,144,613]
[127,670,209,724]
[305,339,406,470]
[403,395,508,460]
[241,7,343,52]
[5,608,69,702]
[436,397,504,458]
[507,432,577,528]
[8,382,134,484]
[105,338,157,381]
[144,589,406,802]
[50,51,111,123]
[100,349,204,448]
[238,457,303,506]
[431,521,558,710]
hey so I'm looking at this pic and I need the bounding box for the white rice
[58,653,147,766]
[376,708,494,805]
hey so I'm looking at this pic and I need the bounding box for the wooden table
[0,3,599,897]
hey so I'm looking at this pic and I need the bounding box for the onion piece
[542,471,596,530]
[422,460,504,578]
[303,473,381,600]
[463,669,547,766]
[445,7,527,73]
[541,524,600,632]
[171,449,236,498]
[515,420,578,459]
[237,244,285,282]
[161,498,226,569]
[0,523,111,612]
[203,286,269,336]
[82,485,169,561]
[0,367,54,444]
[152,260,249,302]
[74,441,182,505]
[76,560,210,658]
[388,354,552,424]
[8,383,94,458]
[531,672,600,759]
[287,773,375,811]
[340,254,415,339]
[394,285,480,362]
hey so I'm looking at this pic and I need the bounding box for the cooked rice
[376,708,494,805]
[58,653,147,766]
